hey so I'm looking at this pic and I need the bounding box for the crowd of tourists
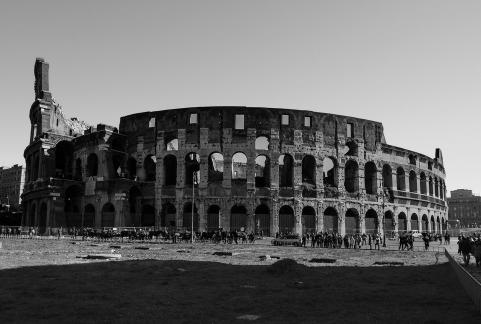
[457,233,481,267]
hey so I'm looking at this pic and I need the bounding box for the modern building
[22,58,448,235]
[447,189,481,227]
[0,164,25,211]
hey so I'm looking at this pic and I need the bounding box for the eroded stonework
[22,58,448,236]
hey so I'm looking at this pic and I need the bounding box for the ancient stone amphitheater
[22,58,448,236]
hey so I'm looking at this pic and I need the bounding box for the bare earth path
[0,238,479,323]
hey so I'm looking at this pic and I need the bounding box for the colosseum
[22,58,448,236]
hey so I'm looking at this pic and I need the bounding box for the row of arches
[25,199,448,235]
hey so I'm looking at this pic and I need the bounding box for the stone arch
[255,204,270,236]
[101,203,115,228]
[232,152,247,180]
[323,207,338,232]
[207,205,220,231]
[164,154,177,186]
[144,155,156,182]
[302,155,316,186]
[430,215,435,233]
[365,209,378,234]
[166,138,178,151]
[364,161,377,194]
[127,157,137,180]
[55,141,74,179]
[409,170,417,193]
[161,202,176,228]
[411,213,419,231]
[230,204,247,231]
[208,152,224,183]
[255,136,269,150]
[141,204,155,227]
[344,160,359,193]
[183,202,199,231]
[420,172,427,195]
[302,206,316,234]
[345,208,360,234]
[434,178,439,197]
[323,157,338,188]
[84,204,95,227]
[382,164,392,189]
[255,155,270,188]
[428,176,433,196]
[279,205,295,234]
[87,153,99,177]
[279,154,294,187]
[384,210,395,237]
[398,212,407,234]
[345,140,358,157]
[436,216,441,233]
[421,214,428,232]
[397,167,405,191]
[185,152,200,185]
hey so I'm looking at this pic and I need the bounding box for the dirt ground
[0,238,479,323]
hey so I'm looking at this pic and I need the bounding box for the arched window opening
[428,177,433,196]
[422,214,428,232]
[382,164,392,188]
[166,138,179,151]
[112,154,124,178]
[164,155,177,186]
[144,155,157,182]
[84,204,95,227]
[396,167,405,191]
[323,207,338,233]
[409,170,417,193]
[255,136,269,150]
[365,209,378,234]
[208,152,224,183]
[230,205,247,231]
[411,213,419,231]
[127,157,137,180]
[185,153,200,186]
[344,160,359,193]
[279,154,294,187]
[279,205,295,235]
[55,141,74,179]
[345,140,358,156]
[434,178,439,197]
[207,205,220,231]
[101,203,115,228]
[302,155,316,187]
[323,157,337,188]
[384,211,395,236]
[255,204,270,236]
[345,208,360,234]
[141,205,155,227]
[408,154,417,165]
[364,161,377,194]
[420,172,427,195]
[255,155,270,187]
[87,153,98,177]
[232,152,247,180]
[161,203,176,228]
[302,206,316,234]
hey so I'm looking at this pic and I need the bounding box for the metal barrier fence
[445,249,481,313]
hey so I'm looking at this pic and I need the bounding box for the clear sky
[1,0,480,195]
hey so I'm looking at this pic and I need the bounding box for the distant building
[0,164,25,210]
[447,189,481,227]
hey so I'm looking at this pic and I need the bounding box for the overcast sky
[1,0,480,195]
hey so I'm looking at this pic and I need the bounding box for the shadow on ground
[0,260,479,323]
